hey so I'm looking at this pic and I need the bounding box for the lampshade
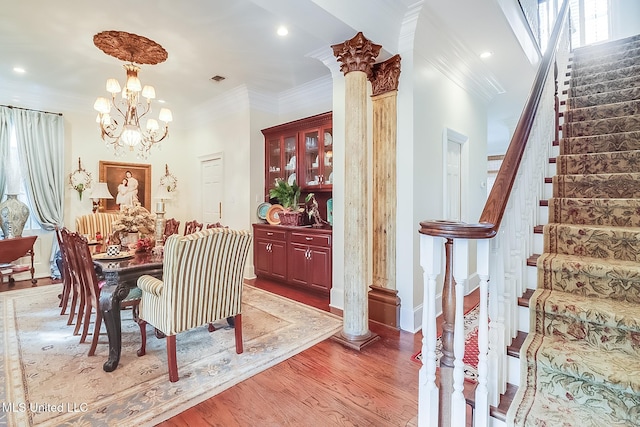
[156,185,173,201]
[90,182,114,200]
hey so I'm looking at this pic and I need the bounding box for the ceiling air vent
[210,75,226,82]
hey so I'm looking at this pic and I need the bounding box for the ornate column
[331,32,381,349]
[368,55,401,327]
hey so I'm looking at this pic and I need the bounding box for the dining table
[93,248,163,372]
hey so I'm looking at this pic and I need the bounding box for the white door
[442,128,468,221]
[201,154,223,224]
[446,141,461,221]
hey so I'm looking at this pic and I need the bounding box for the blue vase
[326,198,333,226]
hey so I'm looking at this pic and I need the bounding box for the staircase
[507,34,640,426]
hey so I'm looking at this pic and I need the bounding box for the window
[6,125,41,232]
[538,0,609,51]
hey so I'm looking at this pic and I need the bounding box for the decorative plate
[266,204,284,225]
[257,202,271,220]
[288,173,296,186]
[324,132,333,146]
[92,251,134,261]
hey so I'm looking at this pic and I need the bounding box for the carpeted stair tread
[536,252,640,303]
[508,387,640,427]
[571,46,640,69]
[533,335,640,394]
[572,34,640,56]
[563,114,640,137]
[530,289,640,356]
[560,131,640,155]
[571,64,640,88]
[548,197,640,227]
[568,86,640,109]
[570,56,640,79]
[543,222,640,261]
[564,99,640,122]
[553,172,640,199]
[556,150,640,175]
[569,74,640,98]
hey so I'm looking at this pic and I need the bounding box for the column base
[368,285,400,328]
[331,330,380,351]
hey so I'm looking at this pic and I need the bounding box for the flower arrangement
[135,236,155,253]
[110,202,155,245]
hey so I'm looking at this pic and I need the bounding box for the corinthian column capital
[370,54,401,96]
[331,32,382,78]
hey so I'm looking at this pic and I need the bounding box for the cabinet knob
[305,237,313,241]
[267,232,274,236]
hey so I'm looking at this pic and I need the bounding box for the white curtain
[0,107,11,201]
[12,108,64,230]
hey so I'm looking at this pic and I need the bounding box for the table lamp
[154,186,173,245]
[90,182,114,213]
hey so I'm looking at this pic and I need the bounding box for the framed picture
[99,161,152,212]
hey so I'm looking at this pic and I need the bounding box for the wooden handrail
[420,0,570,240]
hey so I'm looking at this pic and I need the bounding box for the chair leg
[88,311,102,356]
[72,288,86,335]
[137,319,147,357]
[79,300,92,344]
[167,335,179,382]
[234,314,243,354]
[66,287,78,326]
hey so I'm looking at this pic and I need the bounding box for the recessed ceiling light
[13,67,26,74]
[479,51,493,59]
[277,26,288,36]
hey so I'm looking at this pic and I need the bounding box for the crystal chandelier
[93,31,172,158]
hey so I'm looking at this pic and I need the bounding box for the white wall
[397,54,488,332]
[610,0,640,40]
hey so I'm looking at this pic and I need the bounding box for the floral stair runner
[508,34,640,426]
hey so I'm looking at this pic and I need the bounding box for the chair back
[75,212,119,240]
[63,230,101,307]
[154,228,252,334]
[183,220,203,235]
[164,218,181,240]
[206,222,227,229]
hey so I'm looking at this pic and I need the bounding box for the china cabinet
[261,112,332,199]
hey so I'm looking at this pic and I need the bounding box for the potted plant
[269,179,302,225]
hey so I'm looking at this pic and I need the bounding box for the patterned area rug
[0,284,342,426]
[411,305,480,382]
[508,34,640,426]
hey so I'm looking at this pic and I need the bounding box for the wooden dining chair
[137,228,252,382]
[56,227,84,333]
[183,220,203,235]
[64,230,144,355]
[206,222,227,229]
[164,218,180,241]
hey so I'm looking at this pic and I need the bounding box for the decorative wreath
[159,164,177,192]
[68,158,92,200]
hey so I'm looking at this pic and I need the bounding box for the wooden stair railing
[417,1,571,426]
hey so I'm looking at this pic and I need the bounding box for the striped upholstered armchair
[75,212,119,240]
[136,227,252,382]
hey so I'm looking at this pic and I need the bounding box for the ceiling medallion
[93,30,168,65]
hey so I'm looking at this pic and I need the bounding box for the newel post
[418,233,442,427]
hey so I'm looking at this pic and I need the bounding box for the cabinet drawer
[254,228,287,241]
[290,232,331,247]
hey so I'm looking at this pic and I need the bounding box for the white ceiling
[0,0,538,151]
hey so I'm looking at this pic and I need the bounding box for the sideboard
[253,223,331,294]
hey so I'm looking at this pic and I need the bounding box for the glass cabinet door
[266,137,283,190]
[283,135,297,186]
[300,127,332,190]
[265,133,297,197]
[301,130,320,188]
[323,128,333,186]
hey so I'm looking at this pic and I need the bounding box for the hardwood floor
[4,276,480,426]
